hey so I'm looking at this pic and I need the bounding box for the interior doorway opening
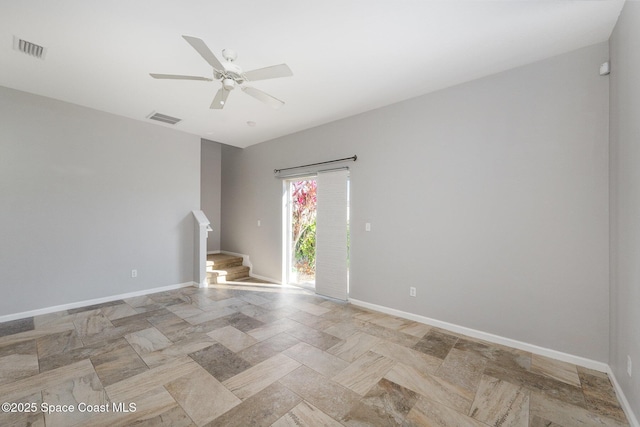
[285,178,317,288]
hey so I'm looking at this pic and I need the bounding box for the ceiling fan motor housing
[221,61,244,84]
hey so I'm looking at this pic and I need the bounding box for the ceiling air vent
[13,36,47,59]
[147,112,182,125]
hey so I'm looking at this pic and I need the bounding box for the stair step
[207,265,250,283]
[207,254,243,270]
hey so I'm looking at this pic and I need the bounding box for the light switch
[365,223,371,232]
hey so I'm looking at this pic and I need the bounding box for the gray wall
[221,43,610,361]
[609,1,640,419]
[0,86,200,316]
[201,139,222,252]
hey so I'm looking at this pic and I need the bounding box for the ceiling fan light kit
[222,78,235,90]
[150,35,292,110]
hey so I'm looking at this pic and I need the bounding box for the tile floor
[0,283,630,426]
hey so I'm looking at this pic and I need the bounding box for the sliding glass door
[285,178,317,287]
[283,170,350,300]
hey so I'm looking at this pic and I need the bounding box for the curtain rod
[275,166,349,179]
[274,155,357,174]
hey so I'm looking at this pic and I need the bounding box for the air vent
[147,112,182,125]
[13,36,47,59]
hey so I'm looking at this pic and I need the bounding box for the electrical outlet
[409,287,416,297]
[257,220,261,227]
[628,355,632,377]
[131,269,137,278]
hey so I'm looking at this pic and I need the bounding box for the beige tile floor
[0,283,630,426]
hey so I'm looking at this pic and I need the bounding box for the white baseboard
[607,366,640,427]
[250,273,282,284]
[349,298,609,373]
[207,250,221,255]
[0,282,196,323]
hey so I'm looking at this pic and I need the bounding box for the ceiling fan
[150,35,293,110]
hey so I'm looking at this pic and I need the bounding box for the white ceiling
[0,1,624,148]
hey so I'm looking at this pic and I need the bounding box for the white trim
[282,179,289,288]
[607,366,640,427]
[250,273,282,284]
[0,282,196,323]
[349,298,609,372]
[207,250,221,255]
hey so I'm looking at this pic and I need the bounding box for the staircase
[206,253,250,284]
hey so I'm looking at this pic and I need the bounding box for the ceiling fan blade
[182,35,225,71]
[149,73,212,81]
[244,64,293,81]
[210,87,230,109]
[241,86,284,109]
